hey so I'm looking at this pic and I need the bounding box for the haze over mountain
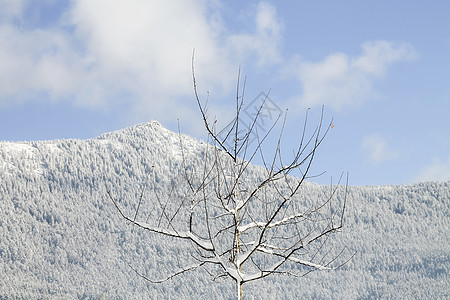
[0,121,448,299]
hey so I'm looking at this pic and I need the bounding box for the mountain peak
[97,120,167,140]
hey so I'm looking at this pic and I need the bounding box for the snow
[0,121,448,299]
[1,142,36,154]
[0,141,43,176]
[237,212,307,233]
[131,220,214,251]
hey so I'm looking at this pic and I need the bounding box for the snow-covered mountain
[0,121,448,299]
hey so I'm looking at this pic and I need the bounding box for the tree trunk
[237,280,243,300]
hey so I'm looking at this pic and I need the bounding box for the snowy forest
[0,121,448,299]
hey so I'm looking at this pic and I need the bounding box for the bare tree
[107,58,350,299]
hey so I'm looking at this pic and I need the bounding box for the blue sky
[0,0,449,185]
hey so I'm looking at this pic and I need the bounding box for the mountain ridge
[0,121,448,299]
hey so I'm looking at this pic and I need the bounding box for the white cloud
[289,41,417,111]
[227,2,283,66]
[68,0,236,110]
[0,1,417,134]
[415,156,450,182]
[0,25,85,105]
[0,0,284,125]
[0,0,27,21]
[362,134,399,164]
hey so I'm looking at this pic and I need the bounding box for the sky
[0,0,449,186]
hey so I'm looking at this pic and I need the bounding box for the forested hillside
[0,121,448,299]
